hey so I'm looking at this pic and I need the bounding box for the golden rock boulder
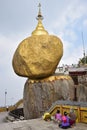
[12,35,63,79]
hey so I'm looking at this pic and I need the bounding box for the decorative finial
[36,3,43,20]
[32,3,48,36]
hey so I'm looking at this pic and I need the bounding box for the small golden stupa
[12,3,63,79]
[32,3,48,36]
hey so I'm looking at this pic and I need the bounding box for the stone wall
[78,74,87,85]
[77,84,87,102]
[76,74,87,101]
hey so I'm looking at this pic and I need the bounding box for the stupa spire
[32,3,48,36]
[36,3,43,20]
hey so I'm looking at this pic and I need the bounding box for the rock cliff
[23,75,75,119]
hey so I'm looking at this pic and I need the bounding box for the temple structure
[12,4,75,119]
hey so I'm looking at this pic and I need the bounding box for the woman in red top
[69,108,77,127]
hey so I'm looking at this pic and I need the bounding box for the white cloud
[83,19,87,27]
[60,45,83,65]
[0,34,27,106]
[48,0,87,33]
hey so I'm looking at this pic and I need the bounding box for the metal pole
[81,32,86,64]
[5,90,7,107]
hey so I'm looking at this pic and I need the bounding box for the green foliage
[79,56,87,64]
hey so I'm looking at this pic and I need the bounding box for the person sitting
[69,108,77,127]
[42,112,51,121]
[59,111,70,129]
[55,110,62,124]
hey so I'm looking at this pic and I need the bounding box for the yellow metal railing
[49,104,87,123]
[0,99,23,112]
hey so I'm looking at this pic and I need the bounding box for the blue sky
[0,0,87,106]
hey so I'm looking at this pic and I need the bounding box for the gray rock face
[77,84,87,102]
[23,75,75,119]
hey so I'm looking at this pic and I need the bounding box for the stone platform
[0,118,87,130]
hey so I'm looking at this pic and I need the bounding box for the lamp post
[11,97,14,106]
[5,90,7,107]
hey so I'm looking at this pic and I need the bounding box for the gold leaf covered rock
[12,35,63,79]
[12,3,63,79]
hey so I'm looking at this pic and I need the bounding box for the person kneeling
[59,111,70,129]
[55,110,62,124]
[69,108,77,127]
